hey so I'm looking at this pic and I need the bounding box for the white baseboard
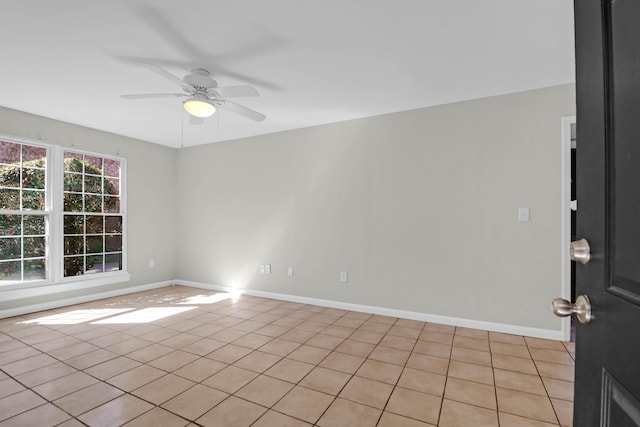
[177,279,565,341]
[1,278,564,341]
[0,280,172,320]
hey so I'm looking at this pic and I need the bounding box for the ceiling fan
[121,64,266,122]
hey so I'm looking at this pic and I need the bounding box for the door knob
[570,239,591,264]
[552,295,592,324]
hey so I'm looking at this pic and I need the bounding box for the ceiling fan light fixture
[183,95,216,118]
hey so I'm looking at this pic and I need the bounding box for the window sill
[0,271,131,302]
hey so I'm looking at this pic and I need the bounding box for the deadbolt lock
[570,239,591,264]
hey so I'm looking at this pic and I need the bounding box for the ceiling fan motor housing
[121,63,265,122]
[184,69,217,90]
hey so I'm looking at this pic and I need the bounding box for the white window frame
[0,136,129,297]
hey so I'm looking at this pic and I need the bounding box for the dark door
[573,0,640,425]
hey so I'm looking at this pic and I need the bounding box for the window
[63,151,124,277]
[0,138,126,286]
[0,141,47,282]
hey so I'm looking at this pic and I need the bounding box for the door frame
[560,115,575,342]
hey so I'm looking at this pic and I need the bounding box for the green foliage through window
[0,140,125,284]
[62,152,122,278]
[0,140,47,281]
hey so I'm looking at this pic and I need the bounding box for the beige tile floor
[0,285,575,426]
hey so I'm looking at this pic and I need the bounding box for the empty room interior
[0,1,577,426]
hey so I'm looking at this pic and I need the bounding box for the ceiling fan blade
[215,32,285,65]
[213,66,283,91]
[136,5,205,62]
[121,93,186,99]
[215,85,259,98]
[140,63,192,90]
[220,100,266,122]
[122,56,283,91]
[133,5,282,90]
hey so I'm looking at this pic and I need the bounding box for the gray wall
[0,107,177,310]
[176,84,576,332]
[0,84,576,333]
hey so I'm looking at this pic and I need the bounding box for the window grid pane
[0,139,48,284]
[63,212,123,277]
[0,142,125,284]
[1,140,46,211]
[0,214,47,282]
[63,151,122,278]
[63,152,121,215]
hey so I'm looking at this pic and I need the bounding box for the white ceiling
[0,0,574,148]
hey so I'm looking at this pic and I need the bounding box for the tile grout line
[525,337,564,426]
[489,332,500,427]
[0,286,574,427]
[371,317,426,426]
[433,324,454,427]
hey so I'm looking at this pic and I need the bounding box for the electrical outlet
[340,271,348,282]
[287,266,294,277]
[148,259,155,269]
[265,264,271,274]
[260,264,266,274]
[518,207,530,222]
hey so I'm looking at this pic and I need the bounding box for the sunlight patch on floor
[92,306,195,324]
[177,293,234,305]
[20,308,134,325]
